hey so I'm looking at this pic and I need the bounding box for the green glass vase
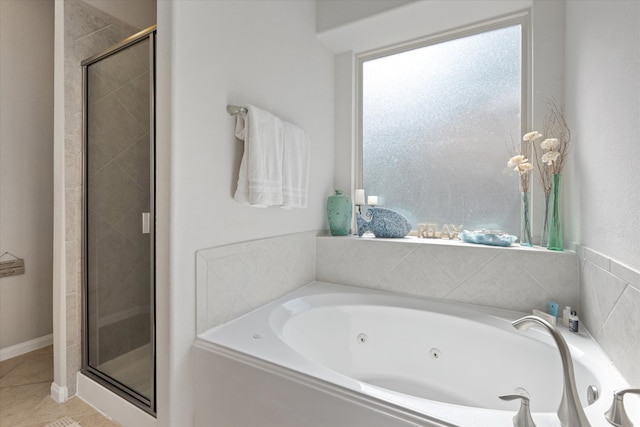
[520,191,532,247]
[547,174,563,251]
[539,190,551,247]
[327,190,352,236]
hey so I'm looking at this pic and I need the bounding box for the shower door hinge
[142,212,150,234]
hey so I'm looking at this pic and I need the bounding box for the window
[360,21,525,235]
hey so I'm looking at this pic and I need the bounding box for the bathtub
[193,282,636,426]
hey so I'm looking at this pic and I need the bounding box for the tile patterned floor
[0,346,120,427]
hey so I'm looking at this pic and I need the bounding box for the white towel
[281,121,310,208]
[234,105,284,206]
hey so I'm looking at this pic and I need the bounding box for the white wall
[566,0,640,389]
[565,0,640,272]
[317,0,531,54]
[155,0,639,424]
[0,0,54,354]
[156,1,334,424]
[316,0,415,33]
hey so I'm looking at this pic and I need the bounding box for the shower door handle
[142,212,150,234]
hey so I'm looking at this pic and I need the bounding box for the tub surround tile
[316,239,415,288]
[583,247,611,271]
[446,251,552,312]
[198,233,640,389]
[595,285,640,386]
[264,233,316,286]
[428,244,498,284]
[610,259,640,290]
[579,260,627,335]
[507,250,579,310]
[197,232,318,333]
[316,236,577,314]
[200,235,579,327]
[375,245,458,299]
[577,245,640,386]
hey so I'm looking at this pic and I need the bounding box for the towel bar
[227,105,248,115]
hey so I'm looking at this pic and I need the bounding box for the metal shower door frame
[81,25,157,416]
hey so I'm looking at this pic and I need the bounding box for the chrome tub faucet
[605,388,640,427]
[512,315,591,427]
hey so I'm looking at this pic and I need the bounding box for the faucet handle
[605,388,640,427]
[499,394,537,427]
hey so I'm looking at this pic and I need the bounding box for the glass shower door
[82,27,156,413]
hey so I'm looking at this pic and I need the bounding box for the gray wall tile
[196,232,318,333]
[317,237,578,314]
[198,233,639,388]
[596,285,640,385]
[580,260,627,336]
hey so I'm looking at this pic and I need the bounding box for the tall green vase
[520,191,532,247]
[547,174,563,251]
[327,190,352,236]
[539,190,551,247]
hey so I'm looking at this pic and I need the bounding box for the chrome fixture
[499,393,536,427]
[605,388,640,427]
[587,385,599,406]
[512,315,591,427]
[227,104,248,115]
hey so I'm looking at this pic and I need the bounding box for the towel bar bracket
[227,105,247,116]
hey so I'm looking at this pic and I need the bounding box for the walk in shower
[81,26,156,414]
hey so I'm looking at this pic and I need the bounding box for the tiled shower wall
[64,0,140,395]
[577,245,640,386]
[86,37,151,365]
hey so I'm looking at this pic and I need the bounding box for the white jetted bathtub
[193,282,636,426]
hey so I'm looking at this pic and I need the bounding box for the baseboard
[50,382,68,403]
[0,333,53,361]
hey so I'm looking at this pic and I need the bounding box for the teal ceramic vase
[327,190,352,236]
[547,174,563,251]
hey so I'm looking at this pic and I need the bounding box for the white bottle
[562,306,572,327]
[569,310,579,333]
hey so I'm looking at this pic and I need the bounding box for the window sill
[318,233,576,255]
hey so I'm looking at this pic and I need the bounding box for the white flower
[517,162,534,175]
[542,151,561,165]
[508,155,533,175]
[541,138,560,150]
[523,131,543,142]
[508,155,528,169]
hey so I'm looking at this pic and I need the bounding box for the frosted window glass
[363,24,522,234]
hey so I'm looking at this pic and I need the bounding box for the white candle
[354,189,365,205]
[368,195,378,206]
